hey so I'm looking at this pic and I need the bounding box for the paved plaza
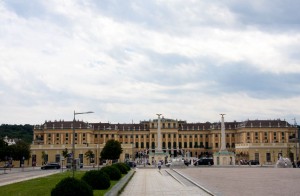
[121,168,210,196]
[121,167,300,196]
[176,167,300,196]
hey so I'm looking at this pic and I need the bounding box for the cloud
[0,0,300,125]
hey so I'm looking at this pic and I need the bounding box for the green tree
[41,151,47,165]
[0,138,8,161]
[0,124,33,143]
[84,150,94,164]
[62,148,69,158]
[14,140,31,160]
[100,139,123,160]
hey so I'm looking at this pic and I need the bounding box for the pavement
[121,168,210,196]
[176,167,300,196]
[121,166,300,196]
[0,167,61,187]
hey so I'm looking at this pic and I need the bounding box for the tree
[0,138,8,161]
[41,151,47,165]
[84,150,94,164]
[62,148,69,159]
[5,140,30,162]
[0,124,33,143]
[100,140,123,160]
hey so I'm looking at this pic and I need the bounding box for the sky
[1,0,300,125]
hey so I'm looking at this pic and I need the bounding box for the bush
[123,163,131,171]
[101,165,122,180]
[113,163,128,174]
[81,170,110,190]
[51,177,93,196]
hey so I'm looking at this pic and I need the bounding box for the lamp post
[72,110,94,178]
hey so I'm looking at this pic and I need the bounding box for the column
[220,114,226,151]
[156,114,162,152]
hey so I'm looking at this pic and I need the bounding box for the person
[158,161,161,170]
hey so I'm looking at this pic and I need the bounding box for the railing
[236,143,289,148]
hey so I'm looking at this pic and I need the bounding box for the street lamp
[72,110,94,178]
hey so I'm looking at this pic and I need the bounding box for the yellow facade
[28,118,299,167]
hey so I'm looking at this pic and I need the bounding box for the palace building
[29,117,299,167]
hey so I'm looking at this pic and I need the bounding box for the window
[168,123,171,128]
[281,132,285,140]
[189,142,192,148]
[200,134,203,138]
[56,133,59,137]
[190,135,192,138]
[141,135,144,139]
[255,132,258,140]
[152,134,154,138]
[163,134,165,138]
[264,132,268,140]
[136,135,138,138]
[266,153,271,162]
[195,134,197,138]
[215,134,218,137]
[179,135,181,138]
[174,134,176,138]
[215,143,218,148]
[151,142,155,149]
[184,142,187,148]
[255,153,259,162]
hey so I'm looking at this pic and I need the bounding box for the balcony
[236,143,288,149]
[33,139,44,145]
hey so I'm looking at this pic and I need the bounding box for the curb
[172,169,215,196]
[105,169,135,196]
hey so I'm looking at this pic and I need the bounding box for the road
[0,167,62,187]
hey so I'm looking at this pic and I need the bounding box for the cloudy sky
[1,0,300,125]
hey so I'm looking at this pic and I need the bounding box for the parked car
[184,159,191,166]
[248,160,260,165]
[126,161,136,168]
[194,158,214,166]
[41,163,61,170]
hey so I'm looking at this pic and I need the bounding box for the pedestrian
[158,161,161,171]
